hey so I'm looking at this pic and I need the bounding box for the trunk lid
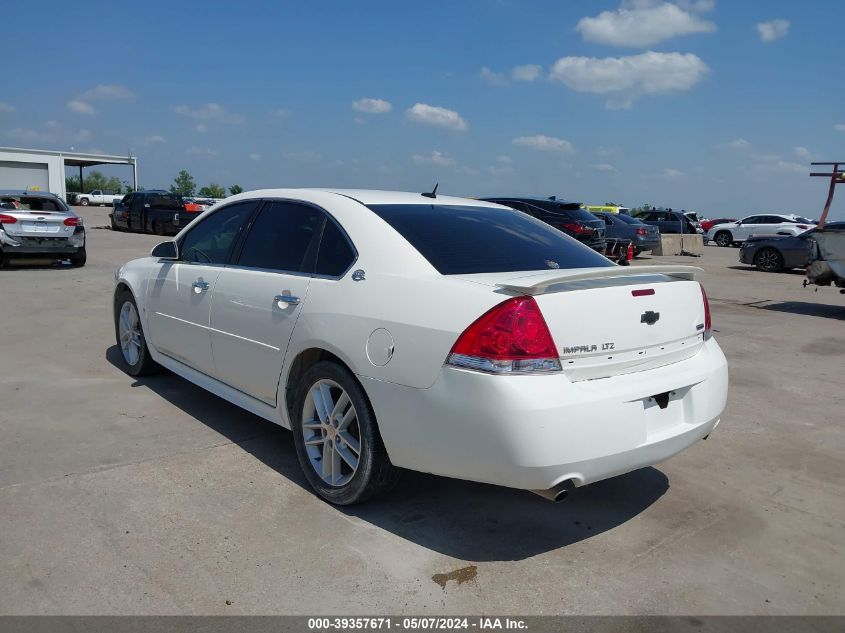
[1,210,75,238]
[458,266,708,381]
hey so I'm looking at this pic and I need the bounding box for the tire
[754,247,784,273]
[70,247,86,267]
[291,361,400,505]
[714,231,733,247]
[113,290,161,377]
[0,250,8,269]
[110,217,121,232]
[79,198,89,206]
[151,220,165,236]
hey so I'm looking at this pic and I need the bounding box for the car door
[129,194,146,231]
[146,200,259,375]
[208,201,326,404]
[733,215,761,240]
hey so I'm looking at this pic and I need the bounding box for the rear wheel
[292,361,400,505]
[70,247,86,267]
[754,247,783,272]
[151,220,165,236]
[79,198,89,206]
[114,290,160,376]
[714,231,733,247]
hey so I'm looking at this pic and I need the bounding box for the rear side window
[236,202,324,273]
[180,201,259,264]
[368,204,613,275]
[149,194,184,210]
[615,214,645,224]
[315,219,356,277]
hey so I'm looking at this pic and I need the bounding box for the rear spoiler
[496,265,702,295]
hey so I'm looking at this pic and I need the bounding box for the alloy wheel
[118,301,143,366]
[301,379,361,487]
[757,249,780,272]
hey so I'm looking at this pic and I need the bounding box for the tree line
[65,169,243,199]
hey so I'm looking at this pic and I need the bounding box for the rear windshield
[148,194,184,210]
[0,196,65,212]
[614,214,646,224]
[368,204,614,275]
[556,207,602,222]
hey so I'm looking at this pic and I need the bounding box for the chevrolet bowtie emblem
[641,310,660,325]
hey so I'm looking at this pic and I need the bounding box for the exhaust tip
[532,479,576,502]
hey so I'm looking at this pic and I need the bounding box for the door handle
[274,294,300,306]
[192,280,209,292]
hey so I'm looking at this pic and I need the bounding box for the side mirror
[151,241,178,260]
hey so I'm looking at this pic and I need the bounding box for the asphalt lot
[1,205,843,615]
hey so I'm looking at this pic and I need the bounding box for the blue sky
[2,0,844,219]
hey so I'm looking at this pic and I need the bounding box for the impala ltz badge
[641,310,660,325]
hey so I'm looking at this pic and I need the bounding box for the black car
[739,221,845,272]
[633,209,700,235]
[591,211,660,255]
[481,197,606,251]
[110,191,198,235]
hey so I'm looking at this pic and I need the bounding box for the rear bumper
[633,235,661,251]
[363,338,728,491]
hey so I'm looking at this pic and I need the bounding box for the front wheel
[714,231,733,247]
[79,198,89,206]
[292,361,400,505]
[114,290,161,376]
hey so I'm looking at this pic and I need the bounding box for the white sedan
[113,189,728,504]
[706,213,815,247]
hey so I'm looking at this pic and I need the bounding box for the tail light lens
[635,227,648,236]
[184,203,201,212]
[700,283,712,339]
[558,222,593,235]
[0,214,17,224]
[63,217,81,226]
[447,297,561,374]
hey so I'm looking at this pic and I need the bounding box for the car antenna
[421,183,438,199]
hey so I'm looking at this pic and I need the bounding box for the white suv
[707,214,815,247]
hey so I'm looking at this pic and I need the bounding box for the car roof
[239,188,505,208]
[0,190,60,198]
[480,196,583,205]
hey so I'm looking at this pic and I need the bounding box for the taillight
[635,227,648,236]
[700,283,712,338]
[559,222,592,235]
[0,214,17,224]
[63,217,81,226]
[184,203,201,212]
[447,296,561,374]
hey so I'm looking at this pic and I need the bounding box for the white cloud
[487,165,514,176]
[406,103,468,131]
[662,168,685,178]
[195,123,207,133]
[43,120,60,129]
[3,127,50,142]
[591,163,619,172]
[186,146,219,157]
[549,51,708,108]
[74,129,91,142]
[596,145,624,158]
[283,150,321,162]
[512,64,542,81]
[174,103,245,124]
[577,2,716,47]
[834,123,845,132]
[513,134,574,153]
[352,98,392,114]
[270,108,291,119]
[0,102,15,113]
[480,67,508,86]
[771,160,805,174]
[67,100,96,115]
[727,138,750,150]
[79,84,135,101]
[756,19,790,42]
[496,155,513,164]
[411,151,456,167]
[144,135,166,144]
[794,146,811,160]
[249,153,261,161]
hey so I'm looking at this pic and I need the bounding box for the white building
[0,147,138,200]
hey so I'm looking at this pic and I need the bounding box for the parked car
[707,214,815,247]
[700,217,737,233]
[113,189,728,504]
[0,190,86,266]
[591,211,660,255]
[111,191,203,235]
[480,196,607,252]
[634,209,700,235]
[740,222,845,273]
[75,189,122,207]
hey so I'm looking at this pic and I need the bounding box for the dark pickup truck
[110,191,203,235]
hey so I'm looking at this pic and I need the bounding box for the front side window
[368,204,613,275]
[236,202,324,273]
[180,200,259,264]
